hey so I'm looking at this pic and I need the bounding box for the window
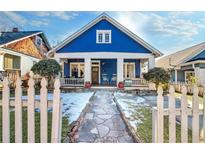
[4,54,20,70]
[123,63,135,79]
[35,36,42,47]
[96,30,111,43]
[70,63,84,78]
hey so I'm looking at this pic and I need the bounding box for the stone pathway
[75,90,134,143]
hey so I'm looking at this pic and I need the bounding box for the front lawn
[0,107,70,143]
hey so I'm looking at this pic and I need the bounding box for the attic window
[35,36,42,47]
[96,30,111,43]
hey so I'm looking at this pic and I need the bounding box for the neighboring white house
[48,13,163,87]
[156,42,205,86]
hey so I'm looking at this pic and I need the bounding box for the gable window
[96,30,111,43]
[35,36,43,47]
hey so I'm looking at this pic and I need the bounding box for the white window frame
[96,30,111,44]
[123,62,135,79]
[70,62,84,78]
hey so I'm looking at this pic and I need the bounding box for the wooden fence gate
[0,77,62,143]
[152,85,205,143]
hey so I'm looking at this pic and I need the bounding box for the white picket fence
[152,85,205,143]
[0,77,62,143]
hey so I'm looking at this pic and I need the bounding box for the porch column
[117,58,124,85]
[84,58,91,83]
[194,67,200,85]
[174,69,178,84]
[55,58,61,78]
[0,53,4,71]
[148,55,155,70]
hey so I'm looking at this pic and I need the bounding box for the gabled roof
[0,30,51,49]
[156,42,205,69]
[48,13,163,57]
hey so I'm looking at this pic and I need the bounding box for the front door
[92,66,99,85]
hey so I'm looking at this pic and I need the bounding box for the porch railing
[60,78,84,87]
[124,78,148,87]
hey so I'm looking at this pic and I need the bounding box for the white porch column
[148,55,155,70]
[117,58,124,85]
[174,69,178,84]
[194,67,200,85]
[84,58,91,83]
[0,54,4,71]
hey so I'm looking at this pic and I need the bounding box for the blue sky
[1,11,205,55]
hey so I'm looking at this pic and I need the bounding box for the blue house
[48,13,162,87]
[156,42,205,86]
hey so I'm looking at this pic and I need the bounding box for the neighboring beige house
[156,42,205,85]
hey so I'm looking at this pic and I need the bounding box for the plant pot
[118,82,124,89]
[85,82,92,88]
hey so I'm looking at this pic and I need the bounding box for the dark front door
[92,66,99,85]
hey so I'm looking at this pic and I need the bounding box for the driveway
[75,90,134,143]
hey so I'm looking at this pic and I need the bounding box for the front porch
[58,56,153,88]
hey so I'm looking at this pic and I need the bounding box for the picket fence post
[2,77,10,143]
[192,85,199,143]
[169,85,176,143]
[15,77,22,143]
[40,78,48,143]
[27,78,35,143]
[203,87,205,143]
[51,79,62,143]
[181,85,188,143]
[157,85,164,143]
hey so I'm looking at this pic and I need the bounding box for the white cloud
[33,11,79,20]
[30,19,49,27]
[2,11,27,26]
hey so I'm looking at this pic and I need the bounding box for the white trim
[91,60,101,84]
[55,52,153,59]
[179,60,205,67]
[48,13,162,57]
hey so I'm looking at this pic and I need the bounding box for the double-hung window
[96,30,111,43]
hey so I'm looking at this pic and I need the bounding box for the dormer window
[96,30,111,43]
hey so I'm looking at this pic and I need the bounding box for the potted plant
[85,81,92,88]
[118,81,124,89]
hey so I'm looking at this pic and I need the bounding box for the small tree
[143,67,170,89]
[31,59,61,88]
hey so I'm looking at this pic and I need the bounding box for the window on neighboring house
[123,63,135,79]
[70,63,84,78]
[185,71,195,83]
[96,30,111,43]
[35,36,43,47]
[4,54,20,70]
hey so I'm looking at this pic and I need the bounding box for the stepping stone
[94,117,105,124]
[108,130,125,138]
[85,113,94,120]
[97,114,112,120]
[90,128,98,134]
[97,124,110,138]
[117,134,133,143]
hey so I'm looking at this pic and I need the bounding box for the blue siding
[124,59,141,77]
[57,19,152,53]
[187,50,205,62]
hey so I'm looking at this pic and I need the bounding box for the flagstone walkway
[75,90,134,143]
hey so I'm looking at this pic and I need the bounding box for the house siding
[171,70,185,82]
[57,19,152,54]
